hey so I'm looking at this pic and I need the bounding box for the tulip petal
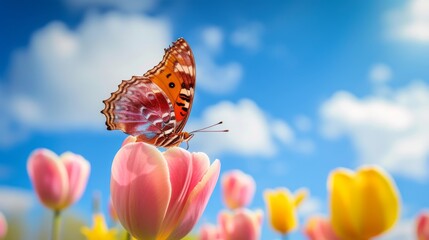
[328,168,359,239]
[221,170,256,209]
[219,209,263,240]
[108,198,118,222]
[218,211,233,237]
[417,211,429,240]
[81,213,117,240]
[27,149,69,210]
[61,152,90,208]
[159,148,210,238]
[0,212,7,239]
[357,166,400,238]
[294,188,308,207]
[110,143,171,240]
[199,223,223,240]
[166,159,221,239]
[304,216,340,240]
[328,166,400,240]
[264,188,297,235]
[122,136,137,146]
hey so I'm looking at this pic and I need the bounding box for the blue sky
[1,0,429,239]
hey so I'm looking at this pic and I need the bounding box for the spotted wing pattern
[144,38,195,134]
[101,38,196,147]
[101,76,175,143]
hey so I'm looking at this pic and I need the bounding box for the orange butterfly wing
[144,38,196,133]
[101,38,196,147]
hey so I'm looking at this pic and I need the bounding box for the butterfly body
[102,38,196,148]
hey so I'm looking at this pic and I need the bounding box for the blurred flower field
[1,1,429,240]
[0,136,423,240]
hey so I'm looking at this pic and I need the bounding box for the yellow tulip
[328,166,400,240]
[264,188,308,235]
[81,213,117,240]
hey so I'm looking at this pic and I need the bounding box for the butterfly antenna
[190,121,229,133]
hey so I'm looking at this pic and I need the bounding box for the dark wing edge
[101,76,175,139]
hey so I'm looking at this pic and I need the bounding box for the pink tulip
[27,148,90,210]
[417,211,429,240]
[0,212,7,239]
[218,209,263,240]
[221,170,256,209]
[121,136,137,146]
[108,198,118,222]
[304,216,339,240]
[199,223,223,240]
[110,142,221,240]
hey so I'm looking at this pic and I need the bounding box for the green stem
[51,210,61,240]
[282,233,289,240]
[125,232,131,240]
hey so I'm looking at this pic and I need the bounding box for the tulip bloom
[304,216,339,240]
[221,170,256,209]
[416,211,429,240]
[328,166,400,240]
[0,212,7,239]
[199,223,223,240]
[27,149,90,210]
[264,188,307,235]
[218,209,263,240]
[121,136,137,146]
[81,213,117,240]
[111,142,221,240]
[108,198,118,222]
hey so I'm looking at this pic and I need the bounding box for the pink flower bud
[199,223,223,240]
[218,209,263,240]
[221,170,256,209]
[417,211,429,240]
[0,212,7,239]
[304,216,339,240]
[111,142,220,240]
[27,149,90,210]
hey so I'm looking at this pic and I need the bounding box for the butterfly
[101,38,197,148]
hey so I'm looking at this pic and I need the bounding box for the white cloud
[201,27,224,53]
[0,14,247,146]
[188,99,295,157]
[388,0,429,43]
[0,85,31,147]
[294,115,312,132]
[298,196,323,218]
[195,27,243,94]
[0,187,34,214]
[293,139,315,154]
[369,63,392,84]
[1,12,171,145]
[375,220,414,240]
[230,22,264,51]
[320,81,429,180]
[63,0,158,12]
[266,159,289,177]
[196,55,242,94]
[271,120,294,145]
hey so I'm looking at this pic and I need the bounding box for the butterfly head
[181,132,194,143]
[179,132,194,150]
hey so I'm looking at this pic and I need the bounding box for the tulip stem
[282,234,289,240]
[125,232,131,240]
[51,209,61,240]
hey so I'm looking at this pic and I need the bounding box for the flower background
[1,0,429,239]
